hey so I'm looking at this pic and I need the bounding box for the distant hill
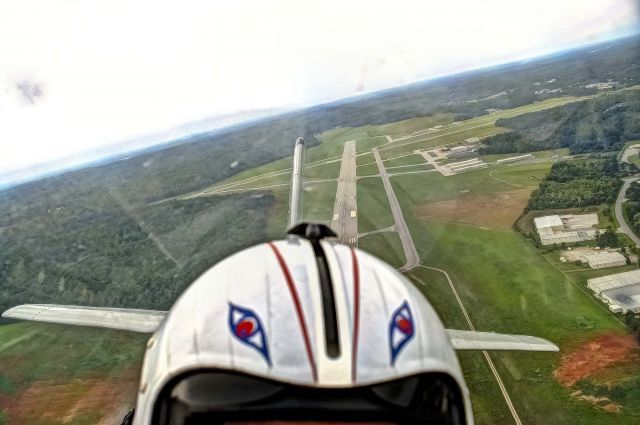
[480,88,640,154]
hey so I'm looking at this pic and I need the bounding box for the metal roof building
[582,252,627,269]
[587,269,640,295]
[534,215,564,230]
[534,214,599,245]
[601,284,640,314]
[588,269,640,314]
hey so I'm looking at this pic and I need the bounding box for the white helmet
[132,224,472,425]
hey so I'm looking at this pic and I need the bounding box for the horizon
[1,31,639,189]
[1,0,638,182]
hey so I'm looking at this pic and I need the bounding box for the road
[331,141,358,245]
[417,265,523,425]
[615,177,640,247]
[620,144,640,163]
[372,148,420,271]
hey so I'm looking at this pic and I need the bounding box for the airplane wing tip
[446,329,560,352]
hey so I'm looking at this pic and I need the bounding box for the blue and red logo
[228,303,271,366]
[389,301,415,365]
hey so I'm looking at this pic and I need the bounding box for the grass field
[357,232,404,268]
[387,164,640,424]
[387,164,434,175]
[357,177,394,234]
[365,113,455,137]
[489,161,553,187]
[356,163,380,177]
[0,322,145,424]
[383,153,426,167]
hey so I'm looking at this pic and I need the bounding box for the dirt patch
[570,390,621,413]
[414,189,531,229]
[1,371,138,424]
[554,334,640,387]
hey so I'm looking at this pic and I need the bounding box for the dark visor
[152,371,466,425]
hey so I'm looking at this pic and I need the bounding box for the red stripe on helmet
[268,242,318,382]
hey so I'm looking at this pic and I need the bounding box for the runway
[331,141,358,245]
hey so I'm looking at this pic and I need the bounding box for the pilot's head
[130,225,471,425]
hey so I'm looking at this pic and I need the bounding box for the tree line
[528,159,624,210]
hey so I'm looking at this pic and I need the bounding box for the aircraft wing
[446,329,559,352]
[2,304,166,333]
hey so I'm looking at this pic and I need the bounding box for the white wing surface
[446,329,559,352]
[2,304,166,333]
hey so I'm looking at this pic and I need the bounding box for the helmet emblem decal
[389,301,415,365]
[228,303,272,366]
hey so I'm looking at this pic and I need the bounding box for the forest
[527,159,624,210]
[622,181,640,240]
[480,89,640,155]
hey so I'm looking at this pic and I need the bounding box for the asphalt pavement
[373,148,420,271]
[331,141,358,245]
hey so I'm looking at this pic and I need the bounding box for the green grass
[304,181,338,223]
[356,163,380,177]
[403,224,631,424]
[391,167,512,203]
[386,164,640,424]
[0,323,145,385]
[366,113,455,137]
[626,153,640,166]
[386,164,434,174]
[489,162,553,187]
[305,160,341,179]
[354,136,388,153]
[356,152,375,166]
[357,177,394,234]
[358,232,404,268]
[383,154,427,167]
[0,322,145,424]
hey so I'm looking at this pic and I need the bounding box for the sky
[0,0,638,181]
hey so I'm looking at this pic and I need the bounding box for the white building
[582,251,627,269]
[587,270,640,314]
[534,214,599,245]
[587,269,640,295]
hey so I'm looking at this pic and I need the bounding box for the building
[534,213,599,245]
[450,146,468,154]
[443,158,488,174]
[496,154,534,164]
[581,251,627,269]
[587,269,640,295]
[587,270,640,314]
[447,145,479,159]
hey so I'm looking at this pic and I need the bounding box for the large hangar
[534,213,599,245]
[587,270,640,313]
